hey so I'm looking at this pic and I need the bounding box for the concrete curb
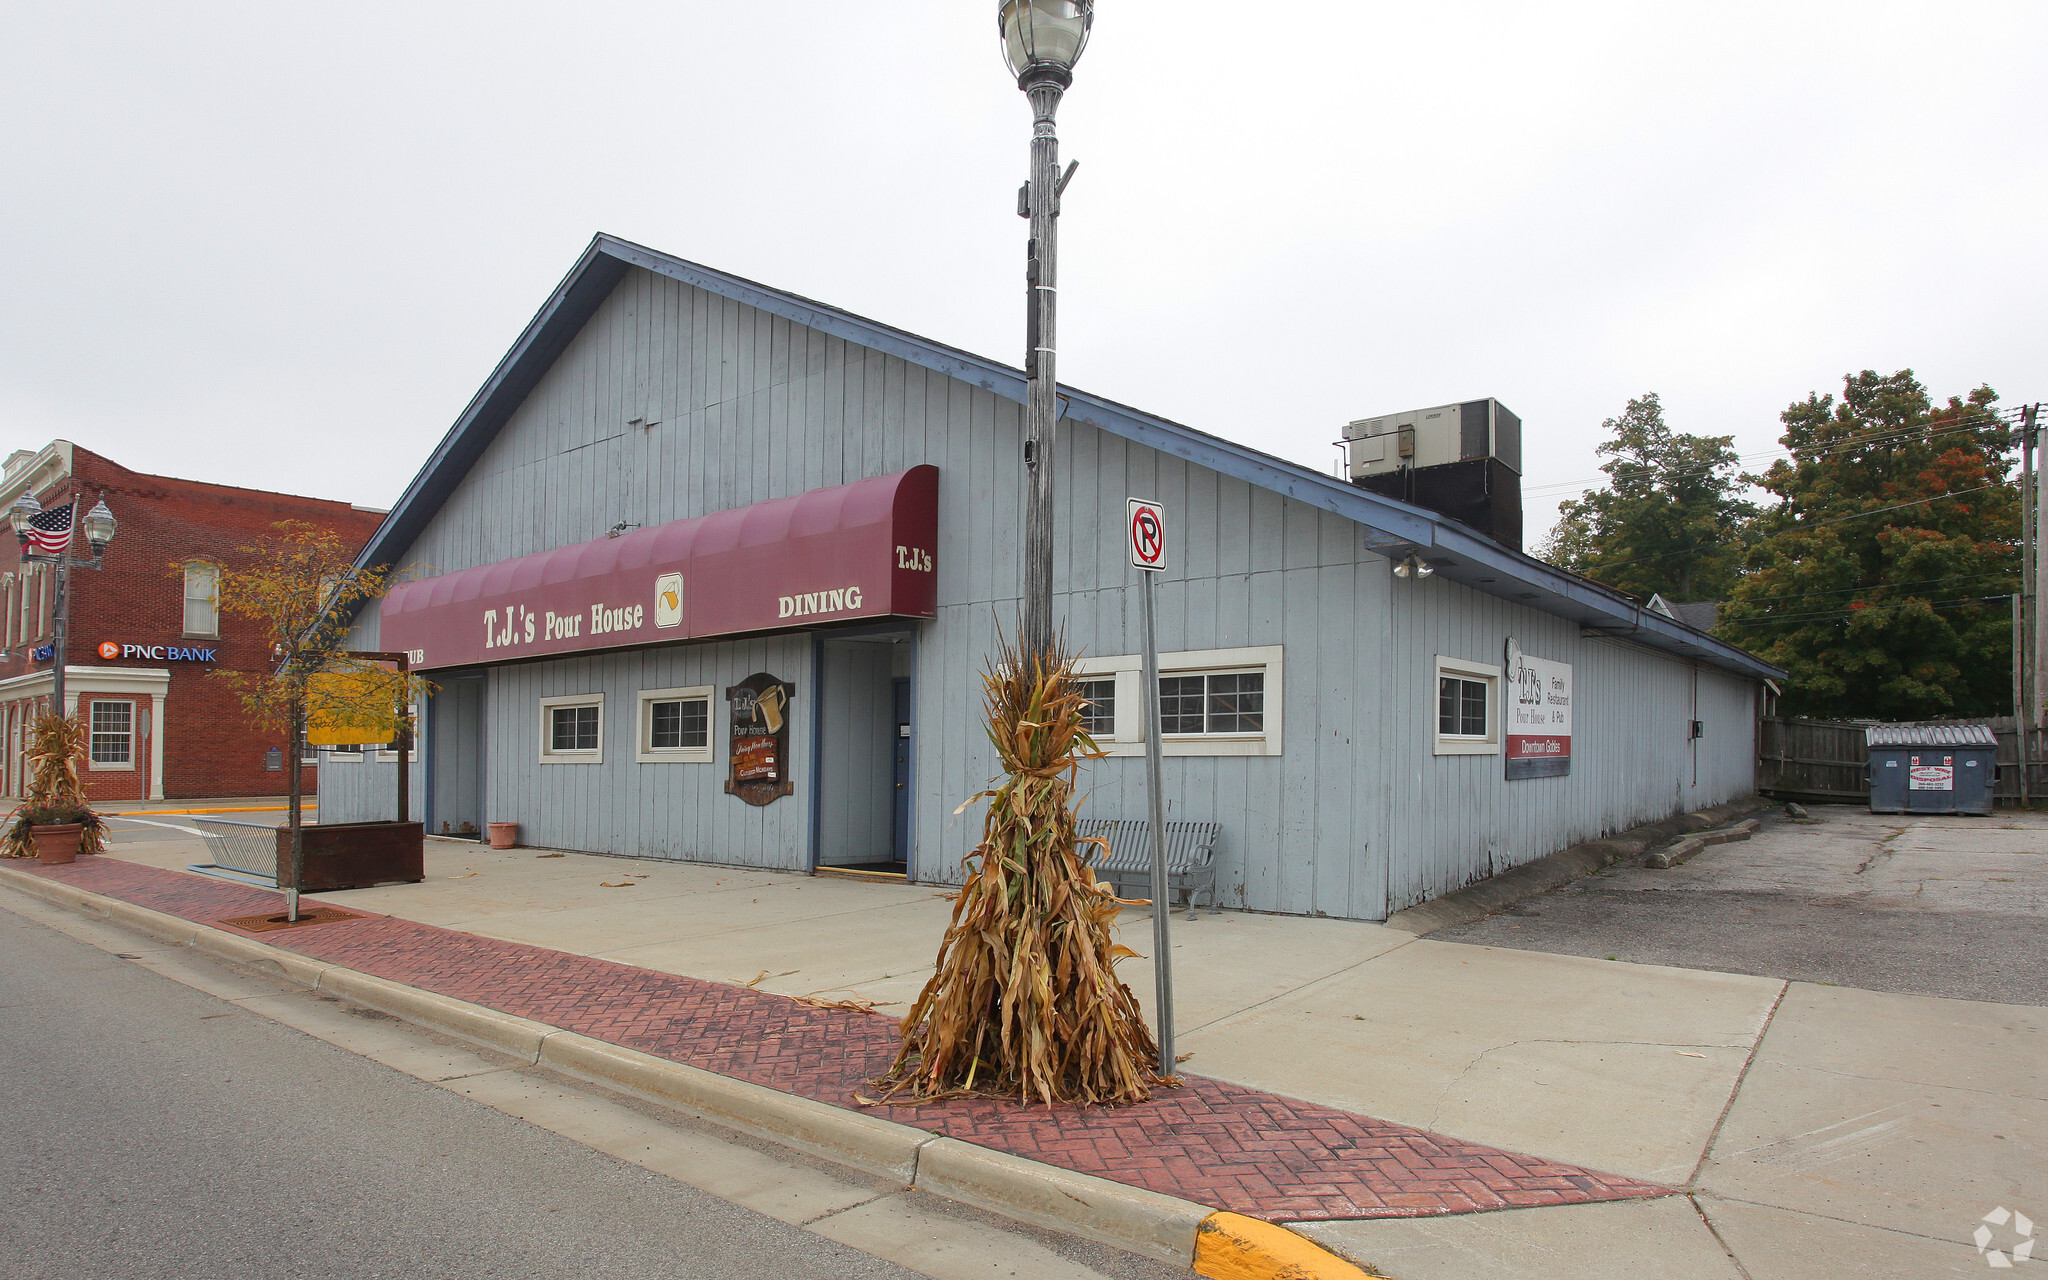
[1384,795,1771,935]
[0,861,1381,1277]
[1644,817,1761,870]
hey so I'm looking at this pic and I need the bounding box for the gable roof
[357,234,1783,682]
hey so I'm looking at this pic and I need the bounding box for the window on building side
[1077,678,1116,738]
[553,706,598,750]
[183,563,220,637]
[1432,656,1501,755]
[539,694,605,764]
[375,702,420,763]
[1439,678,1488,737]
[637,686,712,763]
[1160,671,1264,736]
[89,700,132,766]
[1069,646,1283,757]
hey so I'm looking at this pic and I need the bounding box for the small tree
[209,521,422,919]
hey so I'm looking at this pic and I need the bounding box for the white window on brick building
[183,563,219,638]
[89,700,133,768]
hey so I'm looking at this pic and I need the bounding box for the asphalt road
[1434,806,2048,1006]
[0,906,933,1280]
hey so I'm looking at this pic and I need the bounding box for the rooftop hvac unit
[1342,399,1522,478]
[1341,399,1524,550]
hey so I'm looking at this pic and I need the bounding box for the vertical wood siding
[322,265,1758,916]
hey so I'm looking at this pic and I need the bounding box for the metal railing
[189,817,279,886]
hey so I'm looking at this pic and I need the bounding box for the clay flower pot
[487,822,517,850]
[31,823,83,866]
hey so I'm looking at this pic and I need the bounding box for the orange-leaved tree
[208,521,428,919]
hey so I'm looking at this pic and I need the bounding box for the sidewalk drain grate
[218,907,366,933]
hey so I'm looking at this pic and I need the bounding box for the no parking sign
[1128,498,1166,572]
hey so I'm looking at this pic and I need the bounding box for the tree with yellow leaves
[209,521,426,919]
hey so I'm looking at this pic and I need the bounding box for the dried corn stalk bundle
[1,714,107,858]
[869,635,1166,1107]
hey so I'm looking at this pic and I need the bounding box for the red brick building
[0,441,386,803]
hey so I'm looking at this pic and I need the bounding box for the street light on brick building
[10,491,118,719]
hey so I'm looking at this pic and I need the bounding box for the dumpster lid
[1865,723,1998,748]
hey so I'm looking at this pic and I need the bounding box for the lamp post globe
[9,492,41,544]
[999,0,1092,87]
[82,496,117,555]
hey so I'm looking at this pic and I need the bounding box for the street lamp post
[1000,0,1093,662]
[10,492,119,721]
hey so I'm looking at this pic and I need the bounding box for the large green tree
[1717,370,2017,720]
[1541,393,1755,600]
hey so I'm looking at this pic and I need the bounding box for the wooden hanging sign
[725,672,795,806]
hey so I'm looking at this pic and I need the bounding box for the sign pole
[1127,498,1173,1077]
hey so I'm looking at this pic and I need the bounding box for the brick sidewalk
[17,856,1669,1221]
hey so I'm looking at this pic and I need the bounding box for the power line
[1797,483,2002,529]
[1525,407,2023,499]
[1566,481,2005,576]
[1726,570,2016,605]
[1721,594,2011,630]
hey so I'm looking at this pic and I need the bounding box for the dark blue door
[892,678,912,867]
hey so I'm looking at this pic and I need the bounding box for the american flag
[25,501,74,555]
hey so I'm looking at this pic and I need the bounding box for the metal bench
[188,817,280,887]
[1076,818,1223,919]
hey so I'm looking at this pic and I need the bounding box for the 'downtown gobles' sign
[1504,637,1572,780]
[380,468,938,671]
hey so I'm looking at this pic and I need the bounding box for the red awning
[381,466,938,670]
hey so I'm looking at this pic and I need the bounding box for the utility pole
[2027,404,2044,804]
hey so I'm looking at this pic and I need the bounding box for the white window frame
[636,685,714,764]
[539,693,605,764]
[324,744,366,762]
[182,562,220,639]
[1433,655,1501,756]
[88,699,135,771]
[1071,645,1283,757]
[375,701,421,764]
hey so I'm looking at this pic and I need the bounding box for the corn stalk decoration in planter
[868,636,1171,1108]
[1,713,107,857]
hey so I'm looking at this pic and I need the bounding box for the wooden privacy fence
[1758,716,2048,804]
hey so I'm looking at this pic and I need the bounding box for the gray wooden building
[322,234,1782,921]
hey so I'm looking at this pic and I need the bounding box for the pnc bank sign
[98,641,218,663]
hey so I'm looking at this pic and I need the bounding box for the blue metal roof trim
[356,234,1784,682]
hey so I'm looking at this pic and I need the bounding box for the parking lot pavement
[1432,805,2048,1006]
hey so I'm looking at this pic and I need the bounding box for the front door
[892,677,912,868]
[428,674,487,838]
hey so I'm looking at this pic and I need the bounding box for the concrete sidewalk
[79,817,2048,1276]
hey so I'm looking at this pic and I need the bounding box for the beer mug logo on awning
[654,572,683,629]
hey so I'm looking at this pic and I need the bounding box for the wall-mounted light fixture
[1392,552,1434,579]
[606,521,640,540]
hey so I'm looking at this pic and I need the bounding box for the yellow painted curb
[1195,1212,1381,1280]
[105,805,310,815]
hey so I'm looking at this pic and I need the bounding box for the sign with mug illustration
[725,672,795,806]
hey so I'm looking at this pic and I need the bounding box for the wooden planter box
[274,821,424,891]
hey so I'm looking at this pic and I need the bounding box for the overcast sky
[3,2,2042,547]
